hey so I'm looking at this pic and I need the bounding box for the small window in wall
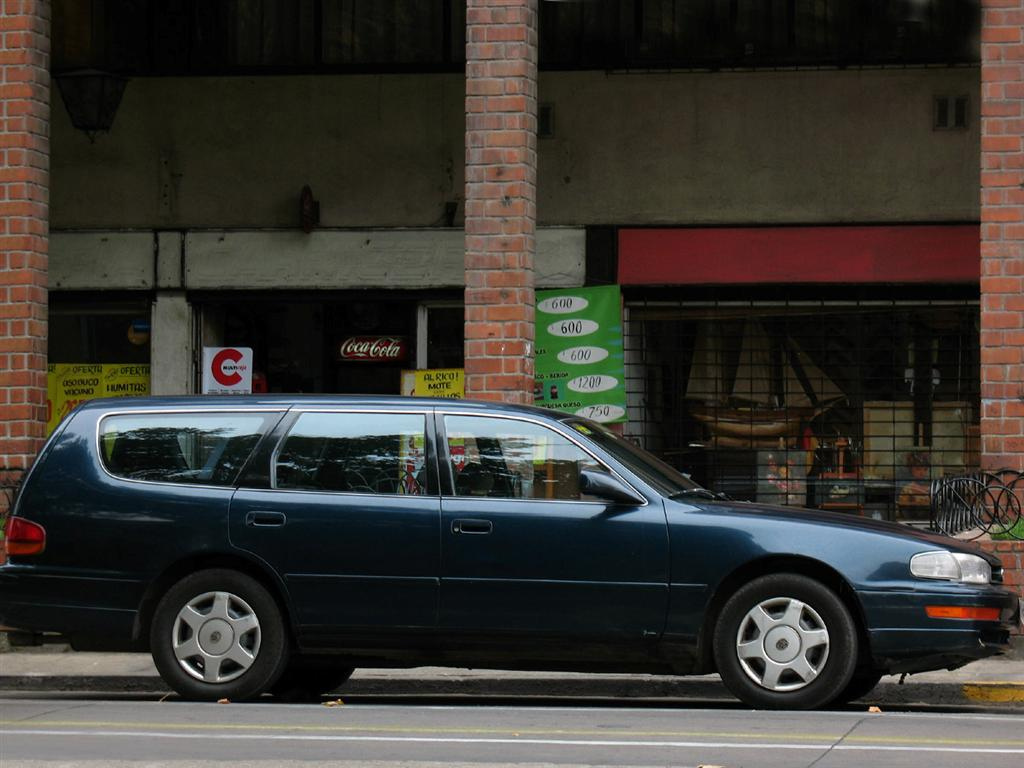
[538,104,555,139]
[101,413,272,486]
[444,415,600,501]
[934,95,969,130]
[276,412,428,495]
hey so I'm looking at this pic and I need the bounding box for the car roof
[75,394,568,420]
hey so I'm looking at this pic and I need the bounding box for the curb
[0,676,166,693]
[963,683,1024,703]
[0,675,1020,709]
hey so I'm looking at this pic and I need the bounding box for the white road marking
[3,729,1024,754]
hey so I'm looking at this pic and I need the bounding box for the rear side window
[275,412,428,495]
[100,413,273,486]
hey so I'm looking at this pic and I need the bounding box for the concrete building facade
[1,1,1022,529]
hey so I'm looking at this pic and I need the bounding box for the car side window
[101,413,271,486]
[275,412,428,495]
[444,415,599,501]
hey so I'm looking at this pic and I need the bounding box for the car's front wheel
[713,573,858,710]
[150,569,288,701]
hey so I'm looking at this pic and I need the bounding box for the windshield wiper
[670,488,729,501]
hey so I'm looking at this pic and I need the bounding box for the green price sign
[534,285,626,423]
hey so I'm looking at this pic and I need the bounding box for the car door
[230,408,440,639]
[438,413,669,640]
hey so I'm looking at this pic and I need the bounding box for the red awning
[618,225,979,285]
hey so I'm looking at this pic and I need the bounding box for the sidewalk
[1,647,1022,708]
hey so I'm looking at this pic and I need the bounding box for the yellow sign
[47,363,151,434]
[103,364,150,397]
[401,368,464,399]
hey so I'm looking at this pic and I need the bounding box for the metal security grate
[623,298,980,522]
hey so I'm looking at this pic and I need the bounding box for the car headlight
[911,551,991,585]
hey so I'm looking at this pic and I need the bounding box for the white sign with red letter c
[202,347,253,394]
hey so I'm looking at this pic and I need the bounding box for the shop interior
[200,292,464,395]
[624,295,980,522]
[49,296,152,366]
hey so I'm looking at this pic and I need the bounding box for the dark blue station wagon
[1,396,1019,708]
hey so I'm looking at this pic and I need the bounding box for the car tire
[270,656,356,702]
[713,573,858,710]
[150,569,288,701]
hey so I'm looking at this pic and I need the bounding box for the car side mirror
[579,468,646,506]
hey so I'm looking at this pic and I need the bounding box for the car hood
[682,499,1001,564]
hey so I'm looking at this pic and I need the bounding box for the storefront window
[213,299,327,393]
[201,293,461,396]
[49,300,151,365]
[624,299,980,521]
[421,304,464,370]
[47,298,152,433]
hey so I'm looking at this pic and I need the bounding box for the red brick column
[463,0,538,404]
[1,1,50,515]
[978,540,1024,621]
[980,0,1024,471]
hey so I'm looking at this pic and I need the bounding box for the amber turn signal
[925,605,1000,621]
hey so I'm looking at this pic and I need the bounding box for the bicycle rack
[930,470,1024,540]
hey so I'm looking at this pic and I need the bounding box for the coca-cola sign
[338,336,408,362]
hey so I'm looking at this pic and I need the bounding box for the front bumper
[859,585,1020,674]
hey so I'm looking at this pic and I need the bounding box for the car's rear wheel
[271,656,356,701]
[713,573,858,710]
[150,569,288,701]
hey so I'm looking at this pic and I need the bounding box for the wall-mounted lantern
[54,69,129,142]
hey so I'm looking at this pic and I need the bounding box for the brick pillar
[464,0,538,404]
[980,0,1024,471]
[1,1,50,514]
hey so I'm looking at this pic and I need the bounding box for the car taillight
[4,517,46,557]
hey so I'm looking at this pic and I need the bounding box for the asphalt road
[2,696,1024,767]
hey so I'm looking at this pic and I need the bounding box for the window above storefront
[52,0,979,76]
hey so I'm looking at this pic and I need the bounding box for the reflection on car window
[444,415,599,501]
[276,412,427,495]
[564,418,703,496]
[101,413,271,486]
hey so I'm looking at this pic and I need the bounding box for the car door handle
[245,511,287,527]
[452,519,493,535]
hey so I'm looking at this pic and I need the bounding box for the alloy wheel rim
[735,596,830,692]
[171,590,261,684]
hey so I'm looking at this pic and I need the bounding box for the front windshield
[562,418,704,497]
